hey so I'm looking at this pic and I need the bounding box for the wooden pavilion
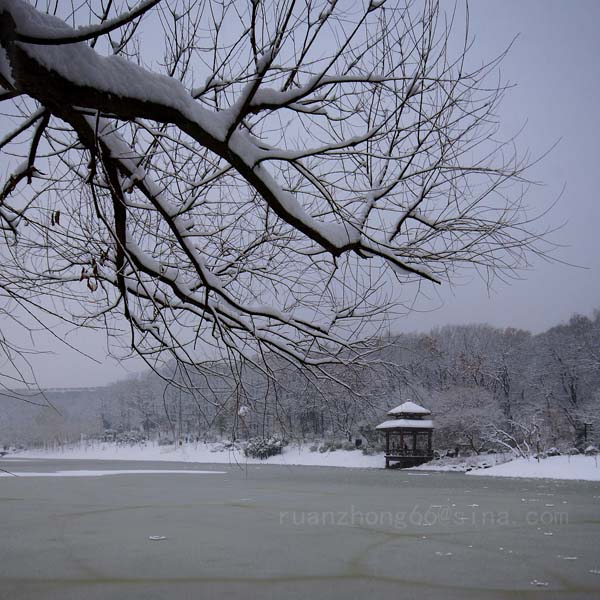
[376,401,434,469]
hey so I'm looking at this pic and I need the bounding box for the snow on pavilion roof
[387,401,431,416]
[375,419,434,430]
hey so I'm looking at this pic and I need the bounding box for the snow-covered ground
[468,455,600,481]
[15,441,384,469]
[410,454,600,481]
[10,442,600,481]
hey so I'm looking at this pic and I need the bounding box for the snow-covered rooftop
[375,419,434,430]
[387,401,431,416]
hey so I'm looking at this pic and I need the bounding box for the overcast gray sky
[4,0,600,388]
[395,0,600,332]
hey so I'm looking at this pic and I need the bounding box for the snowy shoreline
[7,442,600,481]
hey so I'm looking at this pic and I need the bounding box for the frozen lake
[1,458,599,599]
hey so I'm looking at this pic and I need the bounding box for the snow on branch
[0,0,553,379]
[6,0,161,46]
[0,0,367,256]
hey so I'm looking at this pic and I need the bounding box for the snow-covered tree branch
[0,0,550,387]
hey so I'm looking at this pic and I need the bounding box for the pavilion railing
[387,448,432,457]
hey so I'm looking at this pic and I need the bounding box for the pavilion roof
[387,401,431,416]
[375,418,434,430]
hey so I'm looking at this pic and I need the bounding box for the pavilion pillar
[385,432,390,455]
[427,431,432,455]
[412,431,417,452]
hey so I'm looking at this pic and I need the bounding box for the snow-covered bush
[210,440,241,453]
[584,445,599,456]
[317,440,350,452]
[244,435,286,459]
[546,447,561,456]
[566,447,580,455]
[115,431,147,445]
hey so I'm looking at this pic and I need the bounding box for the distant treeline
[2,310,599,454]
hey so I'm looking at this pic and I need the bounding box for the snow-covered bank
[10,443,600,481]
[412,454,600,481]
[468,455,600,481]
[14,441,384,469]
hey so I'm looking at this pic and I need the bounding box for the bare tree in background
[0,0,549,393]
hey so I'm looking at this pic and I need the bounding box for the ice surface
[0,469,226,477]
